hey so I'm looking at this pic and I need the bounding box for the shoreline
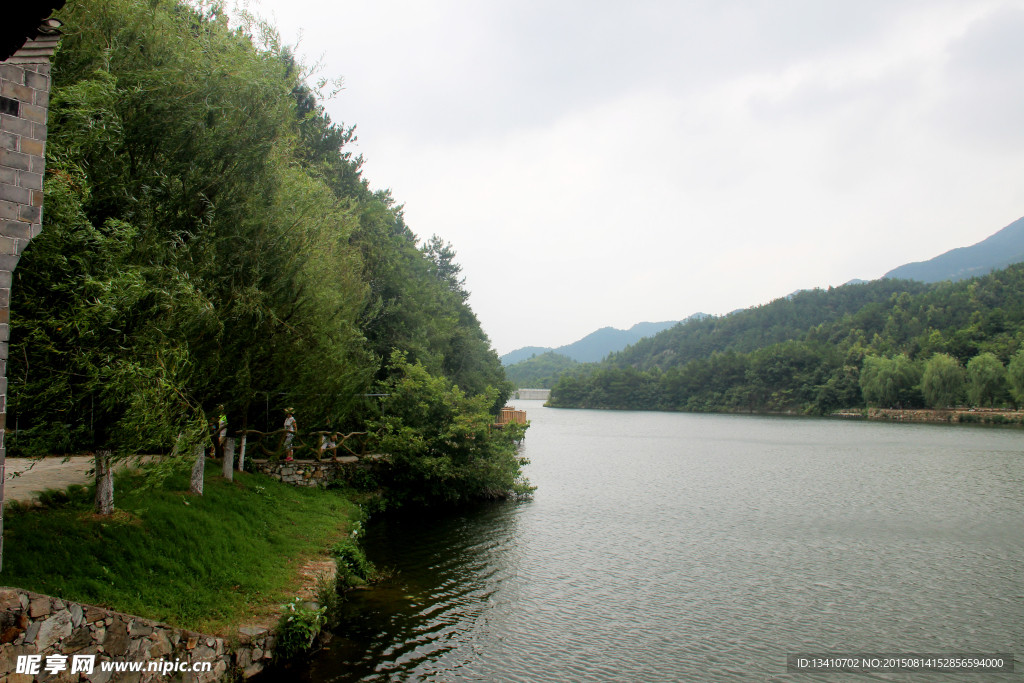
[544,403,1024,426]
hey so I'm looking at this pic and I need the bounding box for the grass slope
[1,460,357,634]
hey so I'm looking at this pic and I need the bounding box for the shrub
[275,597,327,660]
[370,352,533,506]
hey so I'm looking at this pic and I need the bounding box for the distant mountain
[884,216,1024,283]
[501,316,708,365]
[500,346,553,366]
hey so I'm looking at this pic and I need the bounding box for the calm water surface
[272,402,1024,682]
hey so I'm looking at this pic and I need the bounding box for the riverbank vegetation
[8,0,526,504]
[549,265,1024,414]
[1,461,360,634]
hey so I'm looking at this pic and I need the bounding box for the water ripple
[271,405,1024,683]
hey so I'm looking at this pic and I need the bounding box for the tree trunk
[222,437,235,481]
[95,450,114,515]
[238,434,246,472]
[190,444,204,495]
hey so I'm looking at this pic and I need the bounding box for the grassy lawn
[1,460,357,634]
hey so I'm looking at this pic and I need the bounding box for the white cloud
[251,0,1024,353]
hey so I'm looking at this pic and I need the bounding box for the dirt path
[3,456,97,503]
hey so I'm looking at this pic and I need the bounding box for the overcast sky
[251,0,1024,355]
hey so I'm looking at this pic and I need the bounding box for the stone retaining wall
[0,587,275,682]
[251,456,386,489]
[842,408,1024,425]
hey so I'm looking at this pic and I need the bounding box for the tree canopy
[9,0,520,503]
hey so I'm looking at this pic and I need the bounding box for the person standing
[283,408,297,462]
[209,404,227,458]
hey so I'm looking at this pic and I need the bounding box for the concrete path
[3,456,97,503]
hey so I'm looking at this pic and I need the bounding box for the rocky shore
[832,408,1024,425]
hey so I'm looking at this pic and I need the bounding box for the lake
[270,400,1023,682]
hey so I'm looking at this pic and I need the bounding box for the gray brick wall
[0,38,56,569]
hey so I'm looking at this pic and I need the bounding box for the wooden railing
[496,406,527,426]
[234,429,370,462]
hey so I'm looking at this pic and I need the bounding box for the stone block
[128,622,152,637]
[0,65,25,85]
[29,155,43,173]
[23,620,39,644]
[0,237,17,255]
[0,115,31,137]
[0,132,15,150]
[29,596,51,618]
[102,619,129,656]
[34,89,49,108]
[0,82,32,104]
[20,104,46,125]
[148,631,171,658]
[0,200,16,220]
[0,590,20,612]
[69,604,84,629]
[0,166,14,185]
[19,203,39,222]
[19,136,42,156]
[36,610,73,650]
[0,220,31,239]
[0,148,29,170]
[85,666,113,683]
[0,183,29,205]
[18,171,41,190]
[24,72,47,91]
[82,607,106,624]
[59,626,92,654]
[31,190,43,206]
[0,254,19,271]
[30,123,46,140]
[243,662,264,678]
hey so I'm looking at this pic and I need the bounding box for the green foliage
[10,0,514,509]
[276,597,327,660]
[1008,349,1024,407]
[921,353,966,408]
[505,351,579,388]
[967,352,1007,407]
[551,264,1024,413]
[370,352,533,505]
[330,536,376,586]
[0,461,358,633]
[860,355,922,408]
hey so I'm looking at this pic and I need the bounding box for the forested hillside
[549,267,1024,413]
[608,280,934,370]
[8,0,524,504]
[505,352,579,388]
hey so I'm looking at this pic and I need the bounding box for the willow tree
[967,353,1006,407]
[921,353,965,409]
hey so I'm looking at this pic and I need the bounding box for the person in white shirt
[283,408,297,462]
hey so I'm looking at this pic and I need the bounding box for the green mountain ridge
[884,216,1024,283]
[547,262,1024,414]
